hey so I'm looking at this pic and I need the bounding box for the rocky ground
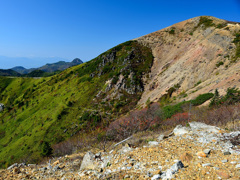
[1,122,240,180]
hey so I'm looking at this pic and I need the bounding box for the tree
[41,141,53,157]
[210,89,220,106]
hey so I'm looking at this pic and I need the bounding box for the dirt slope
[135,16,240,106]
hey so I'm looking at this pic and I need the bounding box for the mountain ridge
[135,16,240,106]
[11,58,83,74]
[0,15,240,170]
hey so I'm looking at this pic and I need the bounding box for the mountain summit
[135,16,240,106]
[71,58,83,65]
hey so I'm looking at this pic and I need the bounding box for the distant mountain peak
[71,58,83,64]
[11,58,83,75]
[12,66,26,70]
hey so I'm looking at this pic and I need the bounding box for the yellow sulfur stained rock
[197,151,207,157]
[53,160,60,166]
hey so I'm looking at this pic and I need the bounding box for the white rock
[235,164,240,168]
[170,160,184,173]
[105,169,112,174]
[202,163,211,167]
[7,163,18,170]
[101,155,112,168]
[189,122,220,133]
[161,160,184,179]
[121,167,126,170]
[148,141,159,146]
[118,146,132,154]
[173,125,190,136]
[80,151,96,170]
[221,159,228,163]
[203,149,211,155]
[157,134,165,141]
[151,174,161,180]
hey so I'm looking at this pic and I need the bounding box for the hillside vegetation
[0,69,21,77]
[0,40,153,167]
[1,16,240,171]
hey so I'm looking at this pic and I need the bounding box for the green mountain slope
[0,69,21,77]
[0,40,153,167]
[23,70,61,77]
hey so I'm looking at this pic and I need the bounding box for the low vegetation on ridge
[0,40,154,168]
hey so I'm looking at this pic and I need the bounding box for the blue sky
[0,0,240,69]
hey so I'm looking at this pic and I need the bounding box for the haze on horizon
[0,0,239,69]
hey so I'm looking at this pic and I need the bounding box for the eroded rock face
[135,16,240,106]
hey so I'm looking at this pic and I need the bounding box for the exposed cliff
[135,16,240,106]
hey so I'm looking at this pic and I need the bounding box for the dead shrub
[107,103,162,140]
[191,104,240,130]
[162,112,189,127]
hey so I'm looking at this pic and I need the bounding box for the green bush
[194,80,202,87]
[232,32,240,59]
[199,17,215,29]
[216,61,224,67]
[210,88,240,106]
[162,102,185,119]
[224,87,240,104]
[216,23,227,29]
[114,101,126,109]
[169,29,175,34]
[191,93,214,106]
[162,92,214,118]
[233,33,240,44]
[112,76,119,84]
[41,141,53,157]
